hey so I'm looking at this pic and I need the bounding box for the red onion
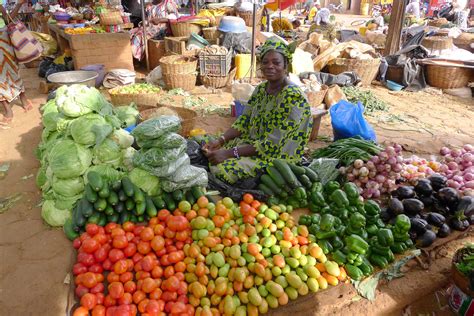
[375,174,385,183]
[465,173,474,182]
[394,144,402,153]
[465,181,474,189]
[339,166,347,174]
[385,146,395,156]
[453,175,463,183]
[447,179,461,189]
[359,167,369,177]
[463,153,473,163]
[360,176,369,184]
[447,161,458,170]
[371,156,380,164]
[368,171,377,178]
[387,157,397,165]
[376,164,385,172]
[354,159,364,169]
[440,147,451,155]
[445,155,454,162]
[347,173,356,181]
[352,168,360,177]
[463,144,473,152]
[372,190,381,198]
[393,164,403,173]
[385,164,392,172]
[366,161,375,170]
[379,152,389,162]
[451,149,462,157]
[354,180,362,187]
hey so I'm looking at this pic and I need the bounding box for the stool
[310,108,328,141]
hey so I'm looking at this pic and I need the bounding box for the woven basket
[200,68,236,88]
[386,65,404,85]
[328,58,381,86]
[202,27,219,40]
[99,11,123,26]
[160,55,198,75]
[428,18,448,27]
[140,105,197,137]
[163,73,197,91]
[424,61,473,89]
[422,36,453,51]
[236,8,263,27]
[453,33,474,53]
[451,247,474,297]
[109,86,162,107]
[306,85,328,107]
[170,22,202,37]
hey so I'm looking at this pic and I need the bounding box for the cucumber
[84,184,98,203]
[163,193,176,211]
[121,177,134,197]
[87,171,103,192]
[63,218,79,241]
[303,167,319,182]
[119,211,130,224]
[298,174,312,189]
[107,213,119,223]
[79,198,94,218]
[104,205,115,216]
[185,191,196,206]
[257,183,275,196]
[260,174,282,195]
[191,186,205,200]
[108,191,119,206]
[135,202,146,216]
[130,214,138,223]
[114,202,125,213]
[98,184,110,198]
[267,166,286,188]
[87,212,101,224]
[289,164,306,176]
[172,190,184,202]
[97,213,107,226]
[133,186,145,203]
[151,196,166,210]
[279,190,289,199]
[267,196,280,206]
[73,206,86,228]
[125,199,135,211]
[94,199,107,212]
[118,190,127,202]
[273,159,298,188]
[137,215,145,223]
[145,196,158,218]
[111,180,122,191]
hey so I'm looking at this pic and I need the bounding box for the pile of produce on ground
[71,194,348,315]
[110,83,162,95]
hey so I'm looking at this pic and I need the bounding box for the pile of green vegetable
[454,243,474,277]
[342,86,389,114]
[311,137,382,166]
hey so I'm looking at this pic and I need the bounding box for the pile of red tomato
[72,210,194,316]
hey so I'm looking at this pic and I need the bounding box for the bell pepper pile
[298,181,413,281]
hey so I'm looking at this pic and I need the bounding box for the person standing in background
[405,0,421,19]
[452,0,469,27]
[307,1,320,23]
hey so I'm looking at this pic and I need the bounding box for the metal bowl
[47,71,99,87]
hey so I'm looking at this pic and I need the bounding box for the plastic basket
[198,49,232,76]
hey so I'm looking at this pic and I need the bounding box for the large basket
[170,21,202,37]
[164,36,200,56]
[453,33,474,53]
[200,68,236,88]
[139,105,197,137]
[109,86,162,107]
[328,58,381,86]
[306,85,328,107]
[428,18,448,27]
[160,55,198,75]
[422,36,453,51]
[198,49,232,76]
[163,73,197,91]
[424,60,473,89]
[99,11,123,26]
[236,8,263,27]
[386,65,404,85]
[202,27,219,40]
[451,247,474,297]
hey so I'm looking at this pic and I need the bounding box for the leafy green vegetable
[92,138,122,167]
[55,84,108,118]
[69,113,112,146]
[129,168,161,196]
[41,200,72,227]
[136,132,185,150]
[455,243,474,276]
[131,116,181,141]
[40,99,58,115]
[133,143,187,168]
[342,86,389,115]
[48,139,92,179]
[109,129,134,149]
[52,176,85,198]
[36,167,47,188]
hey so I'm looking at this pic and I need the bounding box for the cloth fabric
[0,26,24,103]
[272,17,293,32]
[308,6,317,21]
[308,22,337,42]
[211,83,312,184]
[405,0,421,19]
[453,10,468,28]
[103,69,136,88]
[259,39,293,63]
[314,7,330,24]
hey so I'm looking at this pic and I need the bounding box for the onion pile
[438,144,474,195]
[402,156,440,182]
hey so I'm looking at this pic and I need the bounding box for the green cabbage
[42,112,73,132]
[85,165,124,183]
[52,176,85,197]
[109,129,134,149]
[41,200,72,227]
[131,116,181,142]
[55,85,108,118]
[129,168,161,196]
[69,113,112,146]
[36,167,47,188]
[48,139,92,179]
[40,99,58,115]
[122,147,137,171]
[93,138,122,167]
[54,195,81,210]
[114,105,139,127]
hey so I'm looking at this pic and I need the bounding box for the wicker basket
[236,8,263,27]
[109,86,163,107]
[200,68,237,88]
[428,18,448,27]
[451,247,474,297]
[202,27,219,40]
[386,65,404,85]
[139,105,197,137]
[306,85,328,107]
[170,22,202,37]
[328,58,381,86]
[424,60,473,89]
[160,55,198,75]
[453,33,474,53]
[99,11,123,26]
[163,73,197,91]
[422,36,453,51]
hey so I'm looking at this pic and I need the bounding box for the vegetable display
[111,83,162,95]
[312,137,382,166]
[341,86,389,114]
[454,243,474,277]
[438,144,474,195]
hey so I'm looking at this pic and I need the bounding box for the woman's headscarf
[259,40,292,64]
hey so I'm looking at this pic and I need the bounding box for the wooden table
[48,24,134,71]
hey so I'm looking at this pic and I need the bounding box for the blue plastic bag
[330,100,376,141]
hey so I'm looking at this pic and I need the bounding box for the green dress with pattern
[211,82,313,184]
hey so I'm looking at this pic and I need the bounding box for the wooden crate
[164,36,199,56]
[148,39,166,70]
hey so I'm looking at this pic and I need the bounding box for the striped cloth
[0,26,24,103]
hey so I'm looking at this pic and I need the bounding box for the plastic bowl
[54,13,71,21]
[186,32,209,49]
[218,16,247,33]
[386,80,404,91]
[47,71,98,87]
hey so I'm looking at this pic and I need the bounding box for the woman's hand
[203,139,223,152]
[207,149,233,165]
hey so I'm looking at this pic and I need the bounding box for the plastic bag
[141,154,190,178]
[31,31,58,56]
[39,58,54,78]
[146,66,164,86]
[187,140,209,169]
[330,100,376,141]
[131,116,181,141]
[133,142,187,167]
[161,165,208,192]
[308,158,340,185]
[137,133,186,150]
[207,172,266,201]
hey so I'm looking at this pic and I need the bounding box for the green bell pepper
[353,254,364,266]
[371,244,393,258]
[349,212,366,229]
[309,224,320,236]
[294,187,307,201]
[308,202,320,213]
[311,214,321,225]
[320,206,331,214]
[390,241,407,254]
[315,230,337,240]
[310,191,327,207]
[318,239,333,254]
[366,224,378,236]
[343,182,360,201]
[395,214,411,232]
[324,181,341,195]
[311,182,323,193]
[298,215,311,226]
[331,250,347,265]
[377,228,394,247]
[364,200,381,216]
[370,253,388,268]
[345,234,369,254]
[345,264,364,281]
[330,189,350,209]
[404,238,414,248]
[331,236,344,249]
[346,250,359,261]
[358,257,374,276]
[320,214,335,231]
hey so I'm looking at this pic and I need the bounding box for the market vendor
[271,15,301,32]
[405,0,421,19]
[203,40,312,184]
[308,7,337,42]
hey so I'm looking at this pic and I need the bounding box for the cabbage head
[36,167,47,188]
[54,195,81,210]
[55,85,107,118]
[85,165,123,183]
[93,138,122,167]
[69,113,112,146]
[129,168,161,196]
[114,105,139,127]
[109,129,134,149]
[42,112,73,132]
[48,139,92,179]
[52,175,85,198]
[41,200,72,227]
[122,147,137,171]
[40,99,58,115]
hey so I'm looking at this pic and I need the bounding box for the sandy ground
[0,60,473,315]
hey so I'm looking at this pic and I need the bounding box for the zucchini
[73,206,86,228]
[63,218,79,241]
[84,184,98,203]
[87,212,101,224]
[258,183,275,196]
[172,189,184,202]
[97,213,107,226]
[79,198,94,218]
[267,166,286,188]
[191,186,205,200]
[107,213,119,223]
[98,184,110,198]
[108,191,119,206]
[133,185,145,203]
[87,171,103,192]
[121,177,134,197]
[185,191,196,206]
[119,211,130,224]
[125,199,135,211]
[289,164,306,176]
[260,174,282,195]
[163,193,176,211]
[135,202,146,216]
[111,180,122,191]
[118,190,127,202]
[267,196,280,206]
[273,159,298,188]
[303,167,319,182]
[145,196,158,217]
[298,174,312,189]
[104,205,115,216]
[94,199,107,212]
[278,190,288,199]
[114,201,125,213]
[151,196,166,210]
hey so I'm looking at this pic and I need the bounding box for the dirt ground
[0,60,473,315]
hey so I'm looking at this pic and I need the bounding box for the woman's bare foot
[1,101,13,124]
[19,92,33,112]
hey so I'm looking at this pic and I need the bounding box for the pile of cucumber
[64,171,206,239]
[257,159,320,208]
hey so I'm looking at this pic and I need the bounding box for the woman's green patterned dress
[211,82,312,184]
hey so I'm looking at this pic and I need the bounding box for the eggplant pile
[382,174,474,248]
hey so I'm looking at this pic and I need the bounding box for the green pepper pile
[298,181,413,281]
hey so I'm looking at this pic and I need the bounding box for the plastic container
[218,16,247,33]
[386,80,404,91]
[54,13,71,21]
[186,32,209,50]
[235,54,256,79]
[232,100,246,117]
[80,64,106,87]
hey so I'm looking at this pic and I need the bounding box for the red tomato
[105,222,118,234]
[151,266,163,279]
[103,295,116,308]
[86,224,100,236]
[132,253,144,264]
[119,271,133,283]
[140,227,154,242]
[108,282,124,300]
[82,272,99,289]
[122,221,135,232]
[93,233,108,245]
[170,301,186,314]
[75,284,89,298]
[124,280,137,293]
[109,249,125,263]
[123,243,137,258]
[133,226,144,236]
[73,263,88,276]
[125,232,135,242]
[165,276,180,292]
[177,281,188,296]
[73,238,82,249]
[94,245,109,263]
[88,264,103,274]
[140,256,155,272]
[146,300,161,315]
[117,292,133,305]
[137,241,151,255]
[73,306,89,316]
[82,238,100,254]
[102,259,112,271]
[80,293,97,310]
[113,235,129,249]
[90,282,105,294]
[113,259,128,275]
[77,252,95,267]
[91,305,106,316]
[142,278,157,294]
[95,293,104,305]
[150,236,165,252]
[167,216,189,232]
[107,272,120,284]
[161,291,177,302]
[157,210,171,222]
